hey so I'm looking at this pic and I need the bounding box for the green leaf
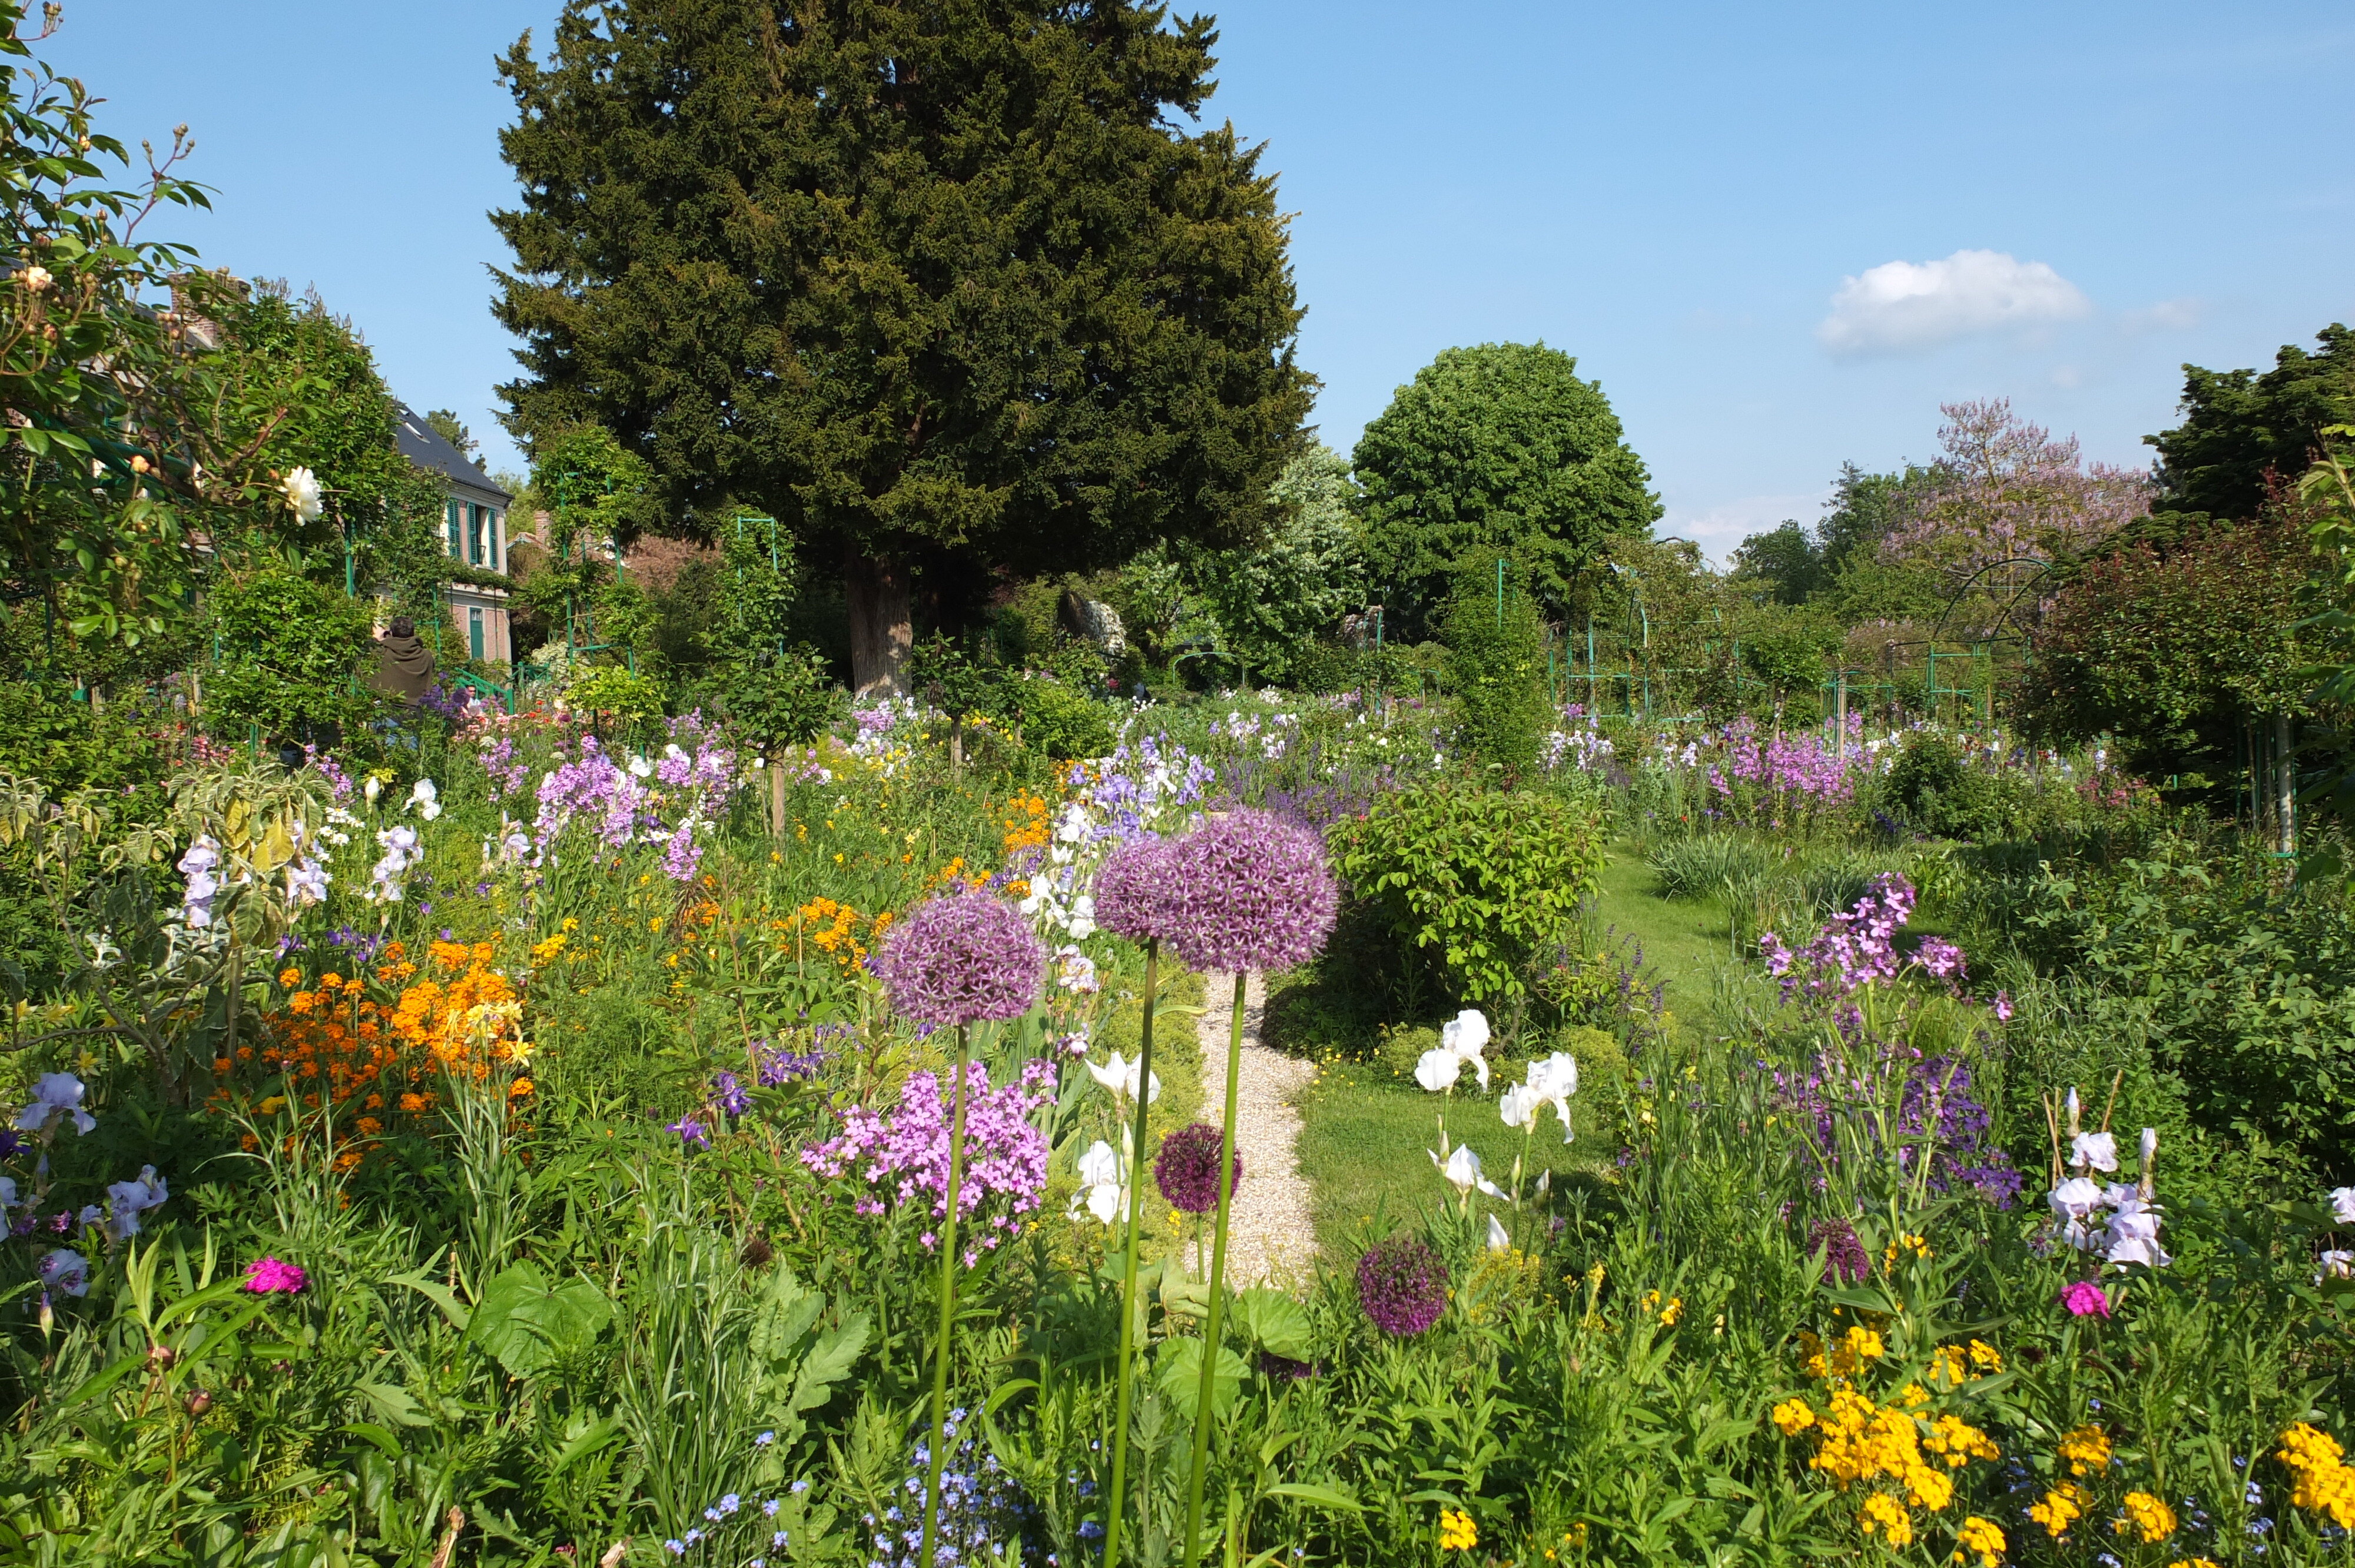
[352,1381,426,1429]
[1235,1287,1313,1361]
[467,1263,614,1378]
[1264,1482,1362,1513]
[1153,1338,1249,1423]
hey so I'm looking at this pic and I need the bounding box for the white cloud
[1660,493,1826,571]
[1817,248,2091,357]
[2118,297,2202,335]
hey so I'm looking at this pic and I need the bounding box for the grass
[1278,841,1739,1257]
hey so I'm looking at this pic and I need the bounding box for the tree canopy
[2148,324,2355,522]
[1352,341,1659,639]
[491,0,1315,695]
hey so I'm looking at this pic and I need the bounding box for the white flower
[1498,1082,1541,1132]
[2048,1176,2107,1251]
[1414,1048,1460,1094]
[408,778,442,821]
[16,1072,95,1137]
[281,466,324,524]
[1085,1052,1160,1107]
[1535,1168,1551,1195]
[2318,1249,2354,1284]
[363,774,383,806]
[1056,946,1100,994]
[1430,1144,1503,1201]
[285,855,330,906]
[2070,1131,2117,1172]
[2104,1200,2169,1269]
[1485,1213,1511,1252]
[1441,1009,1490,1091]
[39,1248,89,1297]
[2330,1187,2355,1225]
[628,756,654,779]
[2139,1127,2157,1165]
[21,264,52,292]
[1074,1140,1128,1227]
[1524,1052,1580,1142]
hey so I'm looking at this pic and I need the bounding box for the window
[467,504,485,566]
[445,499,462,557]
[468,606,485,661]
[489,509,502,573]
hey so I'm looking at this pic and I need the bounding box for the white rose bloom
[281,466,324,524]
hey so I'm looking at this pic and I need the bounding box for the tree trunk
[846,552,913,699]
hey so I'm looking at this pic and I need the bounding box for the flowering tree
[1880,400,2152,582]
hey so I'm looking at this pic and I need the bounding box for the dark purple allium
[1158,809,1338,973]
[1155,1122,1241,1215]
[1356,1235,1449,1337]
[868,884,1044,1026]
[1806,1218,1870,1284]
[1093,834,1176,943]
[1256,1351,1318,1380]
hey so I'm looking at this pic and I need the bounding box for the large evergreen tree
[1352,341,1659,639]
[2147,324,2355,523]
[491,0,1314,695]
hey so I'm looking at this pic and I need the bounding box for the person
[367,615,437,709]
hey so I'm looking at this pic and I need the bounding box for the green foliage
[493,0,1314,623]
[709,646,844,752]
[422,408,483,469]
[1441,564,1550,776]
[1329,780,1605,1011]
[1883,733,2032,842]
[2150,321,2355,521]
[1003,675,1113,762]
[1188,445,1366,683]
[1355,342,1660,637]
[0,685,174,795]
[562,663,666,723]
[203,566,379,741]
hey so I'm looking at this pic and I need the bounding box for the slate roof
[394,403,510,509]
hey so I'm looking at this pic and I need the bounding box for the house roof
[394,402,511,507]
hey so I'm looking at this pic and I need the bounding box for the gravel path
[1195,970,1318,1289]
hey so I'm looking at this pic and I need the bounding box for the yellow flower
[1952,1514,2005,1567]
[1924,1414,2000,1469]
[1967,1339,2003,1371]
[1638,1290,1683,1326]
[2028,1483,2086,1539]
[2058,1424,2112,1477]
[1771,1398,1816,1436]
[1859,1492,1913,1546]
[1439,1508,1478,1552]
[2118,1491,2177,1543]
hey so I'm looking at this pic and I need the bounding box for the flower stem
[917,1022,971,1568]
[1103,938,1158,1568]
[1183,968,1249,1563]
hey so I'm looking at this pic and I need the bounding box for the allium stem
[1103,938,1159,1568]
[917,1022,971,1568]
[1182,969,1248,1563]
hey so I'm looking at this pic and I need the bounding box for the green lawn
[1284,841,1739,1255]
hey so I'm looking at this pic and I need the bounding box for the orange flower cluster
[219,941,532,1170]
[792,898,893,973]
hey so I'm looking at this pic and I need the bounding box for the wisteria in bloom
[530,714,740,881]
[801,1059,1056,1264]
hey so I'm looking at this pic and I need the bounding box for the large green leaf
[468,1263,615,1379]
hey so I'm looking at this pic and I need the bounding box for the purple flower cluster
[477,733,532,800]
[754,1042,827,1085]
[1092,834,1175,944]
[1772,1050,2022,1208]
[800,1059,1057,1263]
[1758,873,1918,1003]
[1154,1122,1242,1214]
[1806,1217,1870,1284]
[530,716,739,882]
[1356,1234,1449,1337]
[1157,809,1338,974]
[1074,735,1214,842]
[868,885,1044,1026]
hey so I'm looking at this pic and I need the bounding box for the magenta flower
[1155,1122,1241,1215]
[1093,835,1176,944]
[244,1257,308,1295]
[2061,1280,2111,1319]
[869,884,1044,1026]
[1158,810,1338,974]
[1356,1234,1448,1336]
[1806,1218,1870,1285]
[801,1059,1056,1245]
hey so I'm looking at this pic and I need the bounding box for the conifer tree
[492,0,1314,694]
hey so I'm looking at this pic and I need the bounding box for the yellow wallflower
[1772,1398,1816,1436]
[2118,1491,2177,1543]
[2028,1483,2086,1538]
[1438,1508,1478,1552]
[1859,1493,1913,1546]
[1952,1514,2005,1568]
[2058,1424,2112,1477]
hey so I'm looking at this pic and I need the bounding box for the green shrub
[1884,733,2031,841]
[203,567,380,743]
[1441,567,1550,776]
[706,646,844,750]
[1329,780,1605,1017]
[1006,675,1112,760]
[0,685,175,795]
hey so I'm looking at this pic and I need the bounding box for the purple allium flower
[1155,1122,1240,1215]
[1092,834,1176,943]
[1806,1218,1870,1284]
[1356,1234,1448,1337]
[868,885,1044,1026]
[2062,1280,2111,1318]
[1157,809,1338,974]
[243,1257,308,1294]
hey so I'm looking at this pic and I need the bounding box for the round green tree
[1354,341,1660,638]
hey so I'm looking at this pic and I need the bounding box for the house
[393,403,515,665]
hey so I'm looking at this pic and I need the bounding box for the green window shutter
[489,509,502,573]
[468,504,485,566]
[445,500,462,556]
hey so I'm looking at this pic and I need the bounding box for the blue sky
[51,1,2355,561]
